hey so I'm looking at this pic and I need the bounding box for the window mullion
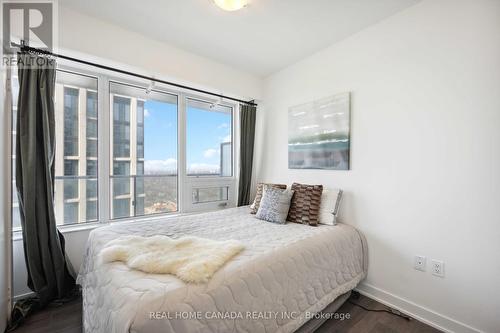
[178,93,187,214]
[98,75,110,223]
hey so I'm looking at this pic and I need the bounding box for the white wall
[58,6,262,101]
[256,1,500,332]
[12,5,263,298]
[0,61,11,331]
[13,229,91,298]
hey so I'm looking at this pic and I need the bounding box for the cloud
[203,148,219,158]
[144,109,150,118]
[142,159,221,175]
[217,123,229,129]
[222,135,232,143]
[144,158,177,174]
[187,163,220,175]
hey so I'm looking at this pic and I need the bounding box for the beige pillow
[250,183,287,214]
[287,183,323,226]
[255,185,294,224]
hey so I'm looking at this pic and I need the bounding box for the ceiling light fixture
[213,0,248,11]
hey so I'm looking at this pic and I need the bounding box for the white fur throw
[99,235,244,283]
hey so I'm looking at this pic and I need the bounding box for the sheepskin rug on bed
[99,235,244,283]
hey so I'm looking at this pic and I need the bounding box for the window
[192,186,229,204]
[86,200,98,221]
[64,202,79,224]
[86,178,98,198]
[110,82,178,219]
[86,139,98,158]
[186,99,233,176]
[137,100,145,159]
[64,160,79,175]
[63,160,78,200]
[137,161,144,175]
[87,117,97,137]
[183,99,234,212]
[113,198,130,219]
[54,70,99,225]
[87,91,97,118]
[10,67,239,230]
[113,96,131,158]
[86,160,97,176]
[64,87,79,156]
[113,161,130,175]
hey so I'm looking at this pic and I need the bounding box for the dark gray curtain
[15,53,76,307]
[237,103,256,206]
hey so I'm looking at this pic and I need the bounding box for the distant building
[109,94,146,218]
[53,83,145,223]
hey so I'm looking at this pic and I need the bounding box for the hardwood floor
[11,293,441,333]
[11,298,82,333]
[316,293,441,333]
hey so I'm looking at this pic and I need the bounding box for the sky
[143,100,232,174]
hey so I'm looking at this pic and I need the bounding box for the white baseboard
[355,283,483,333]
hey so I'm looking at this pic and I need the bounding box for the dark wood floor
[12,293,441,333]
[316,294,441,333]
[11,297,82,333]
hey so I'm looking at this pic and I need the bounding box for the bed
[77,206,368,333]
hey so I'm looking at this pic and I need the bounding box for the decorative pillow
[250,183,287,214]
[287,183,323,226]
[255,186,294,224]
[319,189,343,225]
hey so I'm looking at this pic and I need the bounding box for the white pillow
[319,189,343,225]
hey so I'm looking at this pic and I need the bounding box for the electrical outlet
[414,255,426,272]
[431,260,445,277]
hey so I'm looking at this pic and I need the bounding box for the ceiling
[59,0,419,77]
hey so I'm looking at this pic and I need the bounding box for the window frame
[109,80,180,220]
[182,93,237,212]
[38,63,239,227]
[185,96,235,178]
[54,69,100,226]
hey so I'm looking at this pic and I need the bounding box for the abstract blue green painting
[288,92,350,170]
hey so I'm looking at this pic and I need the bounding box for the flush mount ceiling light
[213,0,248,11]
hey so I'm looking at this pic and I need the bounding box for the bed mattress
[77,206,367,333]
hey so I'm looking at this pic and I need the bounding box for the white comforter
[77,207,367,333]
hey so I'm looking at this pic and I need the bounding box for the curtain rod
[11,42,257,106]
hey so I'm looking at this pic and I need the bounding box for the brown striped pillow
[250,183,287,214]
[287,183,323,226]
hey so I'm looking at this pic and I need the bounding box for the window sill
[12,221,102,241]
[11,208,225,241]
